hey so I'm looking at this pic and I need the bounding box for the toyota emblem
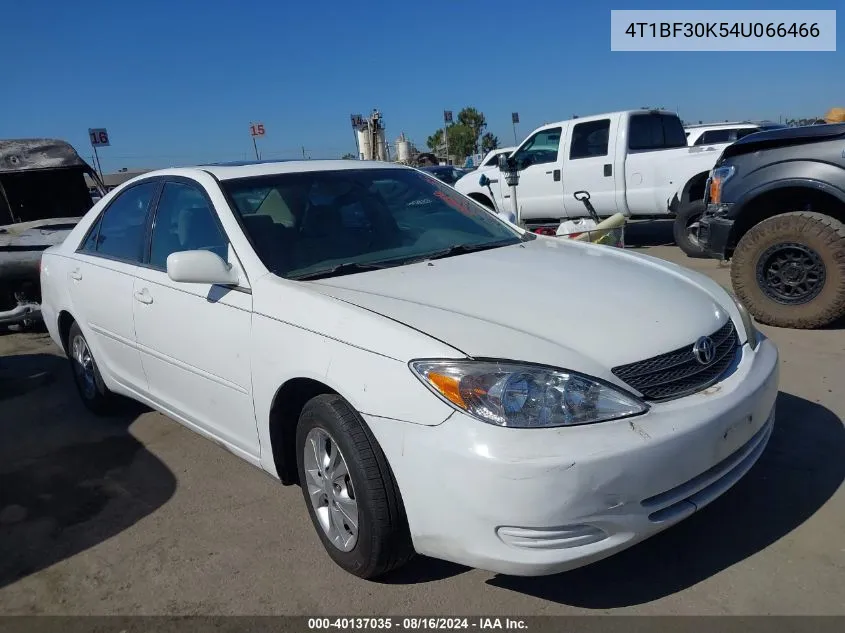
[692,336,716,365]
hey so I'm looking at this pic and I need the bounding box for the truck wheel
[673,200,708,258]
[296,394,414,579]
[731,212,845,329]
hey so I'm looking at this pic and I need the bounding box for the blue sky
[2,0,841,172]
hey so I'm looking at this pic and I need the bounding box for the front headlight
[730,294,760,350]
[409,360,648,428]
[708,165,735,204]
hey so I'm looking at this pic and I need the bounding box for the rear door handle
[70,269,82,281]
[134,289,153,305]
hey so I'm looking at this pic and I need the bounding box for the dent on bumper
[363,339,779,576]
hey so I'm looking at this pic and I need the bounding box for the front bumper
[364,337,778,576]
[698,210,735,259]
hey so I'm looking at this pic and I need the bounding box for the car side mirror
[166,250,239,285]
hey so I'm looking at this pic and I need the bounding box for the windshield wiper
[413,239,520,263]
[290,261,393,281]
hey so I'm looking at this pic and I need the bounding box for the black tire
[731,212,845,329]
[296,394,414,579]
[673,199,708,258]
[67,321,119,415]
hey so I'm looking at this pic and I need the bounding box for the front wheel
[673,200,708,258]
[731,212,845,329]
[296,394,414,579]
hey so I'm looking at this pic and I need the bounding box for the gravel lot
[1,222,843,615]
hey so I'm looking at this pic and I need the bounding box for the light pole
[511,112,519,145]
[498,154,521,227]
[443,110,452,165]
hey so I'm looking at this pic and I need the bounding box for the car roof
[126,159,411,183]
[684,121,779,131]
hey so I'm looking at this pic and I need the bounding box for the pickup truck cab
[454,109,722,228]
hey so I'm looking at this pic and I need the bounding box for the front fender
[729,162,845,215]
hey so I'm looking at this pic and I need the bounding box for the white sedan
[40,160,779,579]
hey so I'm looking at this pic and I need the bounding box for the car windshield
[221,167,528,280]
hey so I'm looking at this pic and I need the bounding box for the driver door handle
[69,269,82,281]
[134,288,153,305]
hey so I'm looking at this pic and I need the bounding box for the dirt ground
[1,222,843,615]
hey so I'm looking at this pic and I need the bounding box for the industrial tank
[395,133,411,163]
[356,128,372,160]
[374,127,387,161]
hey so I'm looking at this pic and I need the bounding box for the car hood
[722,122,845,159]
[306,238,738,380]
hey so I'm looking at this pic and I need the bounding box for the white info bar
[611,10,836,52]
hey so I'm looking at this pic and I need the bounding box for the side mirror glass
[166,250,239,285]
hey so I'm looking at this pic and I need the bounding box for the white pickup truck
[454,109,724,249]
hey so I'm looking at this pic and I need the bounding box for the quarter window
[569,119,610,159]
[84,181,158,263]
[628,114,688,151]
[695,129,734,145]
[149,181,228,270]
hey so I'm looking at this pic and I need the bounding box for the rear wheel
[296,394,414,579]
[67,321,119,415]
[731,212,845,329]
[673,199,708,258]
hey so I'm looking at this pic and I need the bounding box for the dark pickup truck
[698,123,845,329]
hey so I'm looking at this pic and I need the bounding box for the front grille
[612,320,738,401]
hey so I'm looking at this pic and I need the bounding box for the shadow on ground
[483,391,844,607]
[624,219,675,248]
[0,353,176,589]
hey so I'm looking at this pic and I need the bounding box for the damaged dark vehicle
[0,139,105,328]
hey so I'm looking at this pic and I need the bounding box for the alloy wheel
[71,334,97,399]
[303,427,359,552]
[756,242,826,305]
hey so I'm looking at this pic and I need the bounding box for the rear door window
[81,181,158,263]
[569,119,610,159]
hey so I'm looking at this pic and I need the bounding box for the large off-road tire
[296,394,414,579]
[67,321,120,415]
[731,212,845,329]
[673,199,708,258]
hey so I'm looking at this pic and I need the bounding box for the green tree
[457,107,487,153]
[426,129,443,151]
[426,124,476,160]
[481,132,499,153]
[341,152,357,160]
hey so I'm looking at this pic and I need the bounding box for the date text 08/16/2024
[307,618,528,630]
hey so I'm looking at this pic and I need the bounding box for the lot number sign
[88,128,110,147]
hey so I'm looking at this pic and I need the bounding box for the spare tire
[673,200,708,258]
[731,211,845,329]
